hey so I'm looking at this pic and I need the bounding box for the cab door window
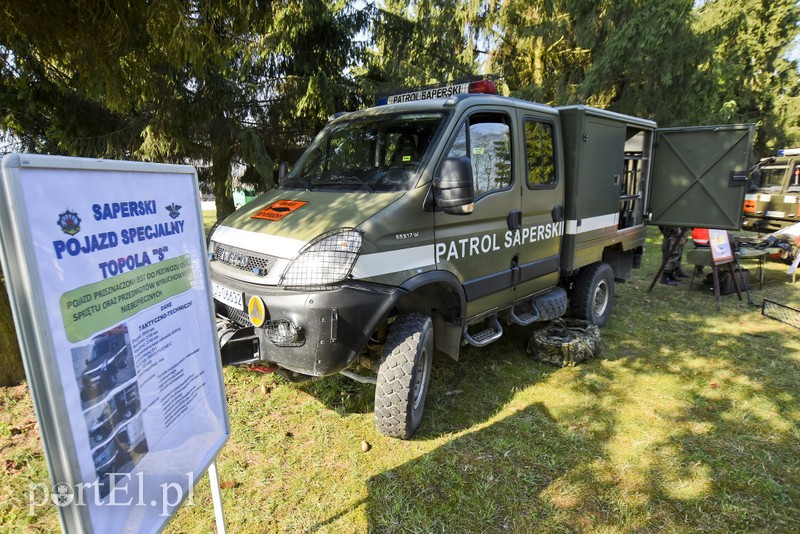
[525,120,556,188]
[445,113,512,197]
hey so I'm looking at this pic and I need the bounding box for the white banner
[0,155,228,533]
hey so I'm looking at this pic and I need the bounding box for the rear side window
[525,120,556,188]
[445,113,512,196]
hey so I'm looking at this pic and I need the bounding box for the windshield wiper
[310,174,374,193]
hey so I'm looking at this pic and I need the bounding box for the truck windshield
[282,112,446,192]
[758,165,788,191]
[90,337,111,362]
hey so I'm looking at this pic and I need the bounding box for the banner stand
[208,461,227,534]
[0,154,230,533]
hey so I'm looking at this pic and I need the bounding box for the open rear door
[647,124,754,230]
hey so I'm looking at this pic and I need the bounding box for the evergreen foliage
[0,0,798,197]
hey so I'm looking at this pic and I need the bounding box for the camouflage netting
[527,318,601,367]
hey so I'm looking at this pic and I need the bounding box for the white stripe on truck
[565,213,619,235]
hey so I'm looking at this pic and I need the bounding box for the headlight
[281,228,363,287]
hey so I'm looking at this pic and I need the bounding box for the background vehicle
[743,148,800,232]
[208,82,753,439]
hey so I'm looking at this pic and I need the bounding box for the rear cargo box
[556,106,657,274]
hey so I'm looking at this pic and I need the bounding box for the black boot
[661,273,678,286]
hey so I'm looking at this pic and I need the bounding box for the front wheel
[570,262,615,326]
[374,314,433,439]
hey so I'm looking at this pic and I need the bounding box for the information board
[0,154,229,533]
[708,229,734,264]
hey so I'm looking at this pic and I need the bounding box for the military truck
[208,82,753,438]
[742,148,800,232]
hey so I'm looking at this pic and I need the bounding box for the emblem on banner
[57,210,81,235]
[165,203,182,219]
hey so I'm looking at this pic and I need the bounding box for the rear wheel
[374,314,433,439]
[570,262,615,326]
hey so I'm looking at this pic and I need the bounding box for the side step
[511,287,569,326]
[463,314,503,347]
[509,303,540,326]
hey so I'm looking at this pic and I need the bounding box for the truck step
[509,304,540,326]
[463,314,503,347]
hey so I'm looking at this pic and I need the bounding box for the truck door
[515,111,564,297]
[647,124,754,229]
[433,108,519,318]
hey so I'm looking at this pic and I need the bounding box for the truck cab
[743,148,800,232]
[208,82,752,439]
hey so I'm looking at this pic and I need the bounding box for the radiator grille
[211,241,279,275]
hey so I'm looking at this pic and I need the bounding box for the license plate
[212,282,244,310]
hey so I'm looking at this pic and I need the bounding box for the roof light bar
[379,80,497,105]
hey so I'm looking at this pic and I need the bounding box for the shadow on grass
[355,325,799,531]
[294,319,554,435]
[365,402,585,532]
[305,277,798,531]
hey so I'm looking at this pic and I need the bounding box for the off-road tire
[534,287,568,321]
[528,318,601,367]
[570,262,614,326]
[374,314,433,439]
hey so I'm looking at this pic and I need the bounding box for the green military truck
[742,148,800,232]
[208,82,753,438]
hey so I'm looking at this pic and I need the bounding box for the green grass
[2,227,799,532]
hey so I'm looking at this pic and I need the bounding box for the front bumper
[211,271,404,376]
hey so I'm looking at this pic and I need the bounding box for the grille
[211,241,278,275]
[762,299,800,330]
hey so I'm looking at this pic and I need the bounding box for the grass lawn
[1,227,799,532]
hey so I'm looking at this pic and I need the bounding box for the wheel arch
[397,271,466,360]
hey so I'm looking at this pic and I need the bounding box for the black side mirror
[433,157,475,215]
[278,161,289,183]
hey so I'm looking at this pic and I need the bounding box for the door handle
[507,210,522,230]
[552,204,564,222]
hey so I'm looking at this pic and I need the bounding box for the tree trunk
[534,36,544,87]
[213,167,235,223]
[212,113,236,222]
[0,277,26,386]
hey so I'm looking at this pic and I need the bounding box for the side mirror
[278,161,289,183]
[433,157,475,215]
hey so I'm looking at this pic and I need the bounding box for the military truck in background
[743,148,800,232]
[208,81,753,438]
